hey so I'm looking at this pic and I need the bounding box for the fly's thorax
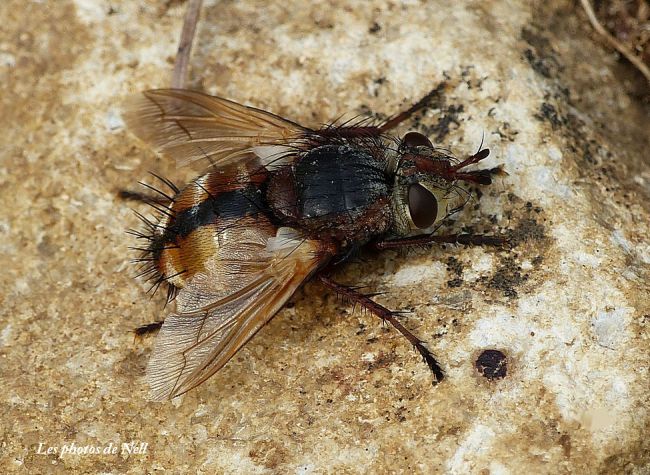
[266,143,393,245]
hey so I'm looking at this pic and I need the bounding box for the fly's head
[389,131,504,236]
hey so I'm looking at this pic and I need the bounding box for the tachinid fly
[124,88,505,400]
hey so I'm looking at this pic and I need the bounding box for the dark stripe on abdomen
[164,184,267,240]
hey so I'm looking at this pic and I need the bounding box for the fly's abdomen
[146,169,272,292]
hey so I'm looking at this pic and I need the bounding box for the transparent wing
[123,89,311,169]
[145,225,327,400]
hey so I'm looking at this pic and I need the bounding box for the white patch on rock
[461,249,494,281]
[591,307,631,350]
[105,108,124,132]
[0,324,12,346]
[0,52,16,67]
[447,424,496,473]
[73,0,107,24]
[391,261,446,286]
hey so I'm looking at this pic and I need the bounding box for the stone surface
[1,0,649,473]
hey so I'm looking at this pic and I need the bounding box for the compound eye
[407,183,438,229]
[402,132,433,149]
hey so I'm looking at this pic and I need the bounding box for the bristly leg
[375,233,508,250]
[379,83,445,132]
[118,190,170,205]
[118,172,179,205]
[319,275,444,383]
[314,84,445,139]
[133,320,164,339]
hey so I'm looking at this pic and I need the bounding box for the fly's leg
[118,190,170,205]
[315,84,445,138]
[119,173,179,205]
[133,320,164,341]
[378,84,444,132]
[319,275,444,383]
[375,233,507,250]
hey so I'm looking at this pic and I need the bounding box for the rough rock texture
[1,0,648,473]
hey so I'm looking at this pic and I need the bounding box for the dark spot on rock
[369,22,381,33]
[508,218,547,246]
[489,257,525,298]
[496,121,519,141]
[536,102,566,129]
[37,235,57,257]
[445,257,464,288]
[475,349,507,379]
[366,351,396,372]
[523,49,551,78]
[460,65,484,90]
[521,27,563,80]
[559,433,572,458]
[370,77,387,97]
[446,256,463,276]
[428,104,464,142]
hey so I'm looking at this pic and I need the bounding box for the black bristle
[138,180,176,203]
[149,172,180,194]
[126,174,181,304]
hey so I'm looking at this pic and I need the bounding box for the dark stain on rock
[559,433,572,458]
[475,349,507,379]
[414,103,464,143]
[430,104,464,142]
[502,194,548,245]
[488,257,526,298]
[477,196,550,298]
[536,102,566,129]
[446,256,463,275]
[461,65,485,90]
[366,351,397,372]
[446,256,464,288]
[521,27,563,80]
[508,217,547,246]
[249,439,290,470]
[495,121,519,142]
[37,235,57,257]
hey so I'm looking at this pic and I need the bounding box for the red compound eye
[402,131,433,149]
[407,183,438,228]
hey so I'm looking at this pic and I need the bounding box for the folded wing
[123,89,312,169]
[145,224,328,400]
